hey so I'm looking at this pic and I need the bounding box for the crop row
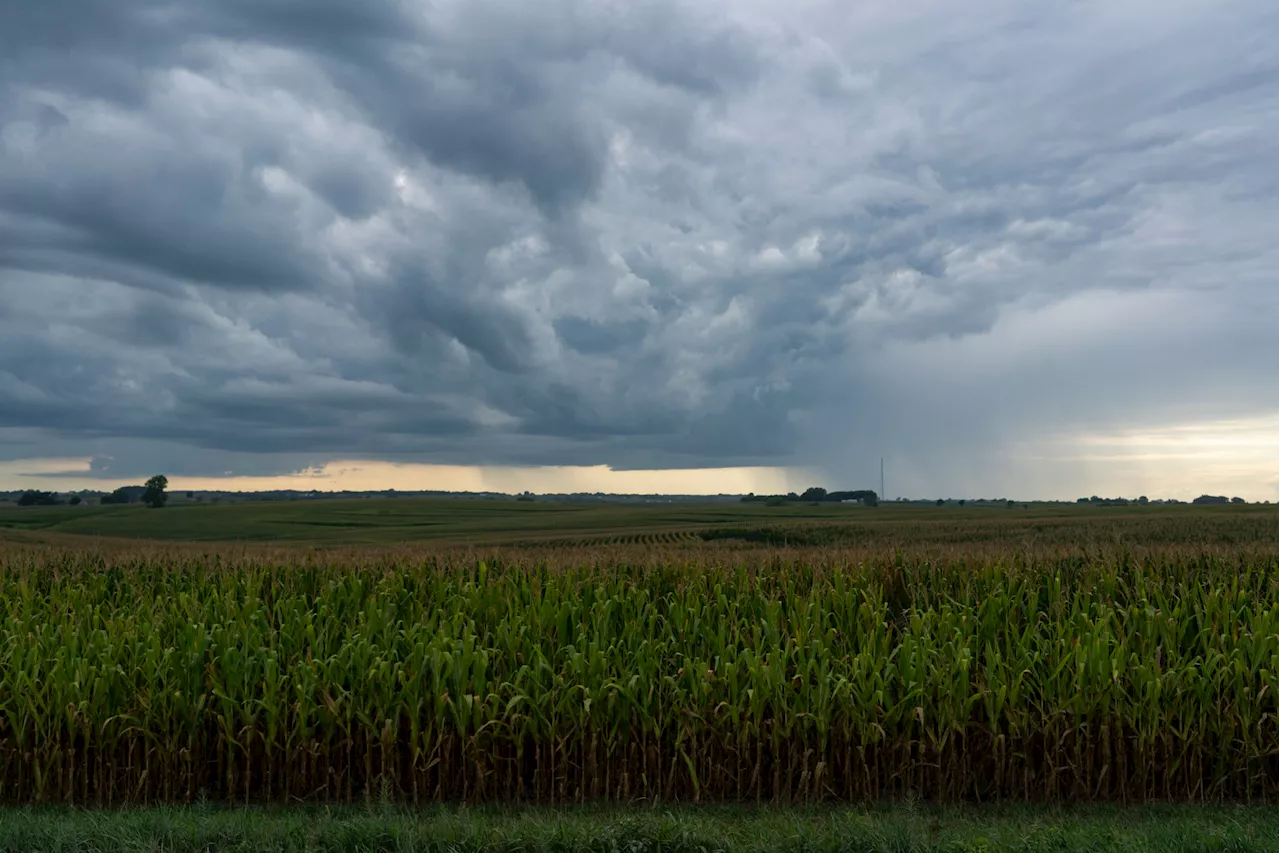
[0,550,1274,805]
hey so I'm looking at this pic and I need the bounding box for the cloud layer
[1,0,1275,496]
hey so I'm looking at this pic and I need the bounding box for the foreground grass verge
[0,804,1274,853]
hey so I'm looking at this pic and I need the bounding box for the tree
[17,490,59,506]
[142,475,169,509]
[68,496,82,506]
[958,499,966,506]
[1138,496,1148,505]
[101,485,145,504]
[1231,496,1245,504]
[1006,500,1015,508]
[800,487,828,502]
[936,498,944,506]
[827,490,878,503]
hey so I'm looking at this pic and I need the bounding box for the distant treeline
[15,490,66,506]
[12,485,144,506]
[741,487,879,506]
[1075,495,1248,507]
[99,485,147,504]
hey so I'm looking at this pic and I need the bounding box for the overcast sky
[1,0,1276,500]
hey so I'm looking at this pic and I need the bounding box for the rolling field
[0,497,867,545]
[0,500,1274,850]
[0,496,1271,548]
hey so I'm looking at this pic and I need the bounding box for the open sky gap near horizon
[1,0,1276,501]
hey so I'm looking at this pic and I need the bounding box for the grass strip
[0,804,1272,853]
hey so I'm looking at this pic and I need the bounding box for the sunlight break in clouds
[1024,415,1279,502]
[4,459,809,497]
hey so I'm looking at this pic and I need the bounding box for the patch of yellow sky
[2,415,1275,500]
[1,459,809,496]
[1030,414,1278,501]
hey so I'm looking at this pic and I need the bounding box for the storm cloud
[0,0,1275,496]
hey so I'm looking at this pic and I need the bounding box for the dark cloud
[553,316,648,355]
[0,0,1275,494]
[378,271,537,373]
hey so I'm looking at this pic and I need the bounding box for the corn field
[0,542,1274,805]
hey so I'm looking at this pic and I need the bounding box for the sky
[0,0,1276,501]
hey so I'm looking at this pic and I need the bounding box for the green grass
[0,804,1272,852]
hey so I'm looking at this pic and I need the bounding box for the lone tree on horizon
[142,475,169,509]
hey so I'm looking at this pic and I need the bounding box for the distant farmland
[0,495,1271,548]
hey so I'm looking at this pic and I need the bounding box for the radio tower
[880,457,885,502]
